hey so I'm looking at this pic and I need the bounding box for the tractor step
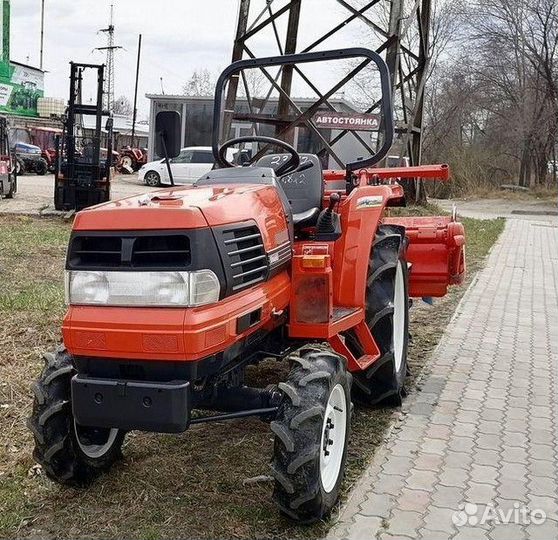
[332,306,359,322]
[352,354,378,371]
[289,306,364,339]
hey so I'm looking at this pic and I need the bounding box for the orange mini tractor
[28,49,465,523]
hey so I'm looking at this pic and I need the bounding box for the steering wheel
[217,136,301,176]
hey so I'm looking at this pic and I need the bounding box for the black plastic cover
[72,374,190,433]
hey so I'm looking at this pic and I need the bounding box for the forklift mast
[54,63,113,211]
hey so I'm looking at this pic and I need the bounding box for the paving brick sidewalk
[328,219,558,540]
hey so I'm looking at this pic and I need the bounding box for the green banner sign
[0,0,44,117]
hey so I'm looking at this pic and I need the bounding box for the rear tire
[350,225,410,406]
[270,348,352,523]
[144,171,161,187]
[15,158,24,176]
[27,346,125,487]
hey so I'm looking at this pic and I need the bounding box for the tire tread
[271,349,351,523]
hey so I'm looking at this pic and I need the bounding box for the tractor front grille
[221,225,268,291]
[131,235,191,268]
[66,225,269,299]
[68,233,191,270]
[70,236,122,268]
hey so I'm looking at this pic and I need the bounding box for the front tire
[120,155,134,169]
[5,176,16,199]
[350,225,410,406]
[270,348,352,523]
[35,158,48,176]
[27,346,125,487]
[144,171,161,187]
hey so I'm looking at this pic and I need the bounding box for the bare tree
[112,95,133,116]
[422,0,558,194]
[183,68,216,97]
[238,69,267,99]
[461,0,558,186]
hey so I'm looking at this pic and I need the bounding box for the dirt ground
[0,212,504,540]
[434,196,557,220]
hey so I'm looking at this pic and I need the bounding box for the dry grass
[0,212,504,539]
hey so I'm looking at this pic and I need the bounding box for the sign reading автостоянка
[313,111,381,131]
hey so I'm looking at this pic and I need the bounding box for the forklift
[54,63,113,211]
[0,117,16,199]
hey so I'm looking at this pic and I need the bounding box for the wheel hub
[319,384,347,493]
[322,418,335,456]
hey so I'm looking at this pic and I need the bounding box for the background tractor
[10,126,61,175]
[13,141,49,176]
[28,49,465,523]
[116,146,148,174]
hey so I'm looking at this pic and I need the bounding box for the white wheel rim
[122,157,133,167]
[74,421,119,459]
[393,260,406,372]
[319,384,347,493]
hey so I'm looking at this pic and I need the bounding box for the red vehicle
[30,126,63,172]
[117,146,148,173]
[28,49,465,523]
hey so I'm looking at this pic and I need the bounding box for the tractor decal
[356,195,384,209]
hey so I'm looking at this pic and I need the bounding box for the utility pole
[40,0,45,70]
[95,4,122,113]
[131,34,142,147]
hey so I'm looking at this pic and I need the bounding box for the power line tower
[95,3,122,112]
[226,0,433,201]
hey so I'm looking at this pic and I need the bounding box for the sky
[10,0,380,118]
[10,0,240,117]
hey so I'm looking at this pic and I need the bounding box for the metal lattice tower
[96,4,122,112]
[227,0,433,200]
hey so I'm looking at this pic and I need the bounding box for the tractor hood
[14,141,41,154]
[73,183,290,251]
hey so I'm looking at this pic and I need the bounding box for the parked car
[139,146,234,186]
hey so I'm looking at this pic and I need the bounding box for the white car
[139,146,220,186]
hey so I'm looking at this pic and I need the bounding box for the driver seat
[256,153,324,227]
